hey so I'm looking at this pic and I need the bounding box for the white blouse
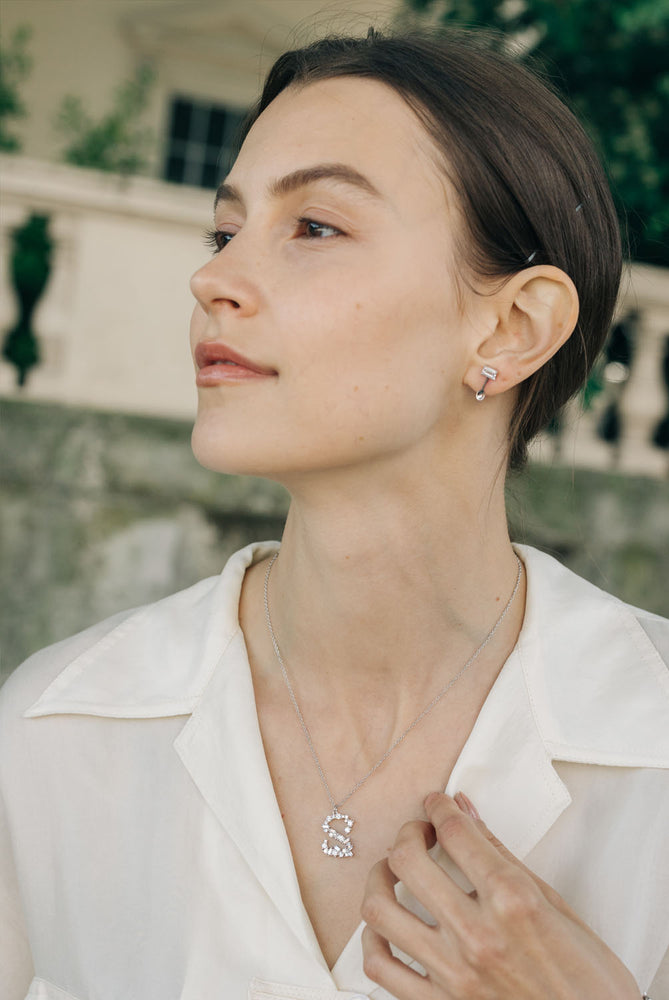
[1,542,668,1000]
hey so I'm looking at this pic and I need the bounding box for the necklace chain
[263,551,523,815]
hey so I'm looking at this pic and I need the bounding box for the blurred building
[2,0,400,169]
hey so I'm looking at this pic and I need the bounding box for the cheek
[189,304,206,351]
[319,272,460,387]
[289,291,459,441]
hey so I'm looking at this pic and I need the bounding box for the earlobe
[464,265,579,397]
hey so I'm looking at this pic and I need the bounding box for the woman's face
[190,76,481,482]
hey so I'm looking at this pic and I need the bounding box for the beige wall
[0,155,207,417]
[1,0,399,171]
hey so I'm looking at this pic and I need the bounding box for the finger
[454,791,589,925]
[385,819,477,929]
[455,790,535,873]
[361,924,436,1000]
[362,856,441,957]
[455,791,534,874]
[425,792,512,894]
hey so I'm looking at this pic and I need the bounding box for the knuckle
[488,869,543,921]
[398,817,423,837]
[435,812,466,842]
[486,833,507,852]
[362,949,385,981]
[360,890,387,927]
[464,924,508,968]
[387,841,418,874]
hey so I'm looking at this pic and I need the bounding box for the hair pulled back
[241,30,622,470]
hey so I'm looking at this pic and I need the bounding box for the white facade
[1,0,399,168]
[0,154,209,419]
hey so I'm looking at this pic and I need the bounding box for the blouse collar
[24,541,669,775]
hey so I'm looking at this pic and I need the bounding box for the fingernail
[424,792,440,810]
[455,791,480,820]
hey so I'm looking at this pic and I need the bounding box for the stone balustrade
[530,265,669,477]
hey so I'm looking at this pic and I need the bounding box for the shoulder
[0,606,136,723]
[516,542,669,651]
[514,544,669,767]
[0,575,218,732]
[0,540,280,731]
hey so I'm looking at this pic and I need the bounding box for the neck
[254,448,524,738]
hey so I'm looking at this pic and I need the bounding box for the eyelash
[203,228,233,253]
[202,217,343,254]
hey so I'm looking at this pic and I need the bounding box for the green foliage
[0,24,32,152]
[55,63,155,175]
[2,214,53,387]
[402,0,669,266]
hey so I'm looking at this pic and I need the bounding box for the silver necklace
[263,551,523,859]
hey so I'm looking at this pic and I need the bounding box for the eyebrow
[214,163,384,209]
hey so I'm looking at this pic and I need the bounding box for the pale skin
[189,76,641,996]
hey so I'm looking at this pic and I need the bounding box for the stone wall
[2,398,668,683]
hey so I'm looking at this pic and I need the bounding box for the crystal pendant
[321,809,354,858]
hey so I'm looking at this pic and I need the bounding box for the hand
[360,792,640,1000]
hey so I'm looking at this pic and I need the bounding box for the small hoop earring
[475,366,498,401]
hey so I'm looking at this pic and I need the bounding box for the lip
[194,341,277,386]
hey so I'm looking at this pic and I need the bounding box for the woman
[1,28,668,1000]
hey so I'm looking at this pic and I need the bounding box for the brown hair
[240,29,623,470]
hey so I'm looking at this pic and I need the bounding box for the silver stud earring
[475,366,498,401]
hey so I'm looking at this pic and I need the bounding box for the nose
[189,248,259,318]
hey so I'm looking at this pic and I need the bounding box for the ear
[463,266,579,398]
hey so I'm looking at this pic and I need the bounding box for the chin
[190,414,296,481]
[191,420,262,478]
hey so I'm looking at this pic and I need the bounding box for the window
[163,96,247,189]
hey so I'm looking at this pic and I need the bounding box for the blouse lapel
[173,626,328,968]
[445,646,572,863]
[443,543,669,869]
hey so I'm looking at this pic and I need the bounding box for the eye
[297,217,343,240]
[203,228,235,254]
